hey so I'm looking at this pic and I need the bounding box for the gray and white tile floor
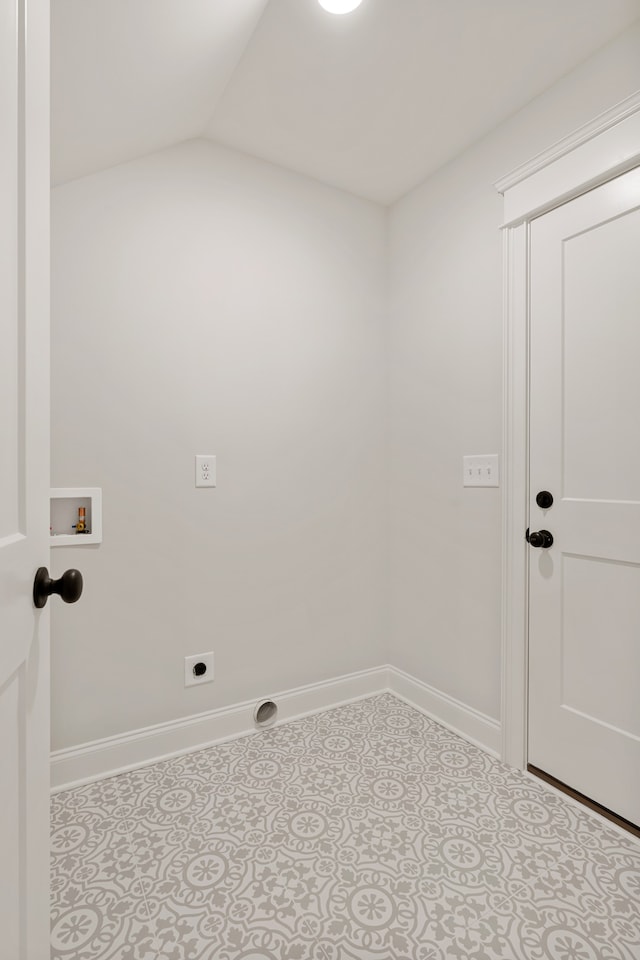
[51,693,640,960]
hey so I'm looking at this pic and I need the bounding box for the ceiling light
[318,0,364,14]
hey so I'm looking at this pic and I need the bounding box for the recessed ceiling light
[318,0,364,14]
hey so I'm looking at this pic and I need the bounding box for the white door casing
[498,90,640,775]
[528,167,640,825]
[0,0,51,956]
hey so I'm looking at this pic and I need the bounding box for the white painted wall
[51,21,640,755]
[51,140,387,751]
[388,21,640,722]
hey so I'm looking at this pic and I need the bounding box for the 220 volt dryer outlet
[184,652,214,687]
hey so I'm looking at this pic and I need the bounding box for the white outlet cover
[195,455,216,488]
[184,651,214,687]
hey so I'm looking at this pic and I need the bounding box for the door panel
[528,166,640,827]
[563,208,640,502]
[0,0,51,955]
[562,554,640,738]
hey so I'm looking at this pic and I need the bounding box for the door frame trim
[496,89,640,769]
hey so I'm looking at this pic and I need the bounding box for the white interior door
[0,0,51,955]
[528,165,640,827]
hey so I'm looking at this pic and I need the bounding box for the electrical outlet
[184,652,214,687]
[195,455,216,488]
[463,454,499,487]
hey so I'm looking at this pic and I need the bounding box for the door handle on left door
[526,529,554,549]
[33,567,83,608]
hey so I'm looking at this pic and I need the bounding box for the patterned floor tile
[51,693,640,960]
[51,881,150,960]
[482,882,639,960]
[51,781,140,900]
[518,841,640,958]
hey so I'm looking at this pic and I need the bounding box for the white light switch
[463,454,499,487]
[195,455,216,488]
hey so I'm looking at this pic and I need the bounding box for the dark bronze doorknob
[527,529,554,549]
[33,567,83,609]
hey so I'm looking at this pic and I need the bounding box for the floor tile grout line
[572,824,640,856]
[490,883,531,913]
[476,839,585,918]
[497,860,571,911]
[110,767,155,921]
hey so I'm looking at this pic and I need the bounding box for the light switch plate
[195,455,216,488]
[463,454,499,487]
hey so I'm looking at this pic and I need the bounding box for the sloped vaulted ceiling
[52,0,640,202]
[51,0,269,185]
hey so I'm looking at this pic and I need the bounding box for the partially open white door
[0,0,51,956]
[528,165,640,827]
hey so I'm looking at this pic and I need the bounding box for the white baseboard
[51,664,502,792]
[50,666,391,793]
[388,666,501,758]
